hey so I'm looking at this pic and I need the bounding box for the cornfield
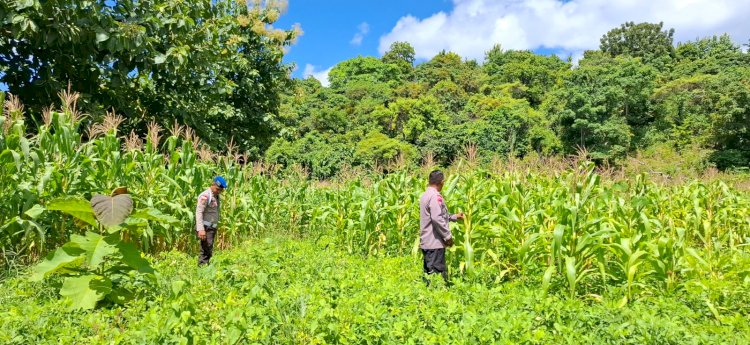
[2,93,750,303]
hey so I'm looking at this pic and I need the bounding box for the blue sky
[275,0,454,80]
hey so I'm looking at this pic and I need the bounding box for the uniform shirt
[195,188,220,232]
[419,186,458,249]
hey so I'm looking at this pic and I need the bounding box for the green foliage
[1,0,298,152]
[552,52,658,161]
[484,46,570,107]
[2,89,750,338]
[30,231,155,310]
[2,238,748,343]
[328,56,402,89]
[27,188,158,310]
[272,23,749,171]
[265,131,355,179]
[416,51,484,93]
[355,131,416,166]
[600,21,675,67]
[382,41,416,78]
[651,70,750,167]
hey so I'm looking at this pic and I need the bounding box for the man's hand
[198,230,206,241]
[445,238,455,247]
[455,213,465,220]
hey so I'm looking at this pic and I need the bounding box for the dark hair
[429,170,445,185]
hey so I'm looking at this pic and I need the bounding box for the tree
[600,22,675,66]
[552,52,657,161]
[371,96,448,144]
[651,70,750,169]
[355,131,416,167]
[0,0,299,153]
[327,56,401,90]
[415,51,484,93]
[484,46,570,107]
[265,131,355,179]
[382,41,415,79]
[428,80,468,114]
[672,34,748,77]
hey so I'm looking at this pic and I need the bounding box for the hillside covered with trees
[268,22,750,178]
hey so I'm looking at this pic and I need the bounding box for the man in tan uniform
[195,176,227,266]
[419,170,463,285]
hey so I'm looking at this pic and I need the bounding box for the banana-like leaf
[46,197,97,227]
[60,275,112,311]
[29,244,86,282]
[90,194,133,227]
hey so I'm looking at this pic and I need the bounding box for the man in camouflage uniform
[195,176,227,266]
[419,170,463,285]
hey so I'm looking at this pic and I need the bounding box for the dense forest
[268,22,750,178]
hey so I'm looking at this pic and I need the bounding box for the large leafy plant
[29,188,161,310]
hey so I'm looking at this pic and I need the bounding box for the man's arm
[429,196,452,242]
[195,195,206,232]
[448,212,465,222]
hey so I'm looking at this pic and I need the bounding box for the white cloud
[303,64,332,87]
[379,0,750,61]
[350,22,370,46]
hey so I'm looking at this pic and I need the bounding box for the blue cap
[213,176,227,189]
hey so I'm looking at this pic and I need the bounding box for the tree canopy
[1,0,300,153]
[270,24,750,178]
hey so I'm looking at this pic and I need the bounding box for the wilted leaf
[111,187,128,196]
[90,194,133,227]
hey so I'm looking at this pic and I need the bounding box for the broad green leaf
[171,280,188,296]
[24,204,45,219]
[29,244,86,281]
[19,137,30,158]
[106,285,135,305]
[71,232,119,269]
[60,275,112,311]
[90,194,133,227]
[130,207,180,225]
[117,241,154,275]
[47,197,97,227]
